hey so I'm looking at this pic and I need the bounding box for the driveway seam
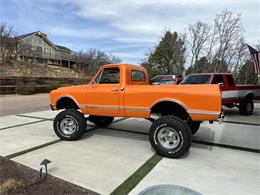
[102,126,260,154]
[5,139,62,159]
[4,118,128,159]
[16,114,54,120]
[215,120,260,126]
[111,154,163,195]
[193,140,260,153]
[0,119,48,131]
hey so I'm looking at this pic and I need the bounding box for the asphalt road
[0,93,50,116]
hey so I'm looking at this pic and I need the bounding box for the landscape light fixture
[40,159,51,176]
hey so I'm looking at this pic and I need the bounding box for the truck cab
[86,64,148,117]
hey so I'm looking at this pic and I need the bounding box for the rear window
[181,75,211,84]
[226,75,235,86]
[131,70,145,81]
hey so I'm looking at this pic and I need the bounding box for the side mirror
[91,81,95,88]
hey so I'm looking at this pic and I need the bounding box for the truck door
[87,67,121,116]
[224,74,238,102]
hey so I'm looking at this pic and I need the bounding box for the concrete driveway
[0,105,259,194]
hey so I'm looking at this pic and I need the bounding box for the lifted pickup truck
[50,64,223,158]
[181,73,260,115]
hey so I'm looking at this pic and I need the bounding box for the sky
[0,0,259,64]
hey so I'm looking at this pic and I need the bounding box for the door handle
[111,88,119,91]
[120,87,124,91]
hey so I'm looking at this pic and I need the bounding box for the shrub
[16,85,37,95]
[48,83,63,92]
[0,178,21,193]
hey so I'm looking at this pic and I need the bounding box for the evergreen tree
[146,31,186,76]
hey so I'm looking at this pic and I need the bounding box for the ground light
[40,159,51,177]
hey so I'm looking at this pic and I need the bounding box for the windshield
[181,75,211,84]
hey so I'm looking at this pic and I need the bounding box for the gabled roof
[16,31,38,40]
[16,31,72,53]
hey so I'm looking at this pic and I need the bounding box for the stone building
[17,31,75,68]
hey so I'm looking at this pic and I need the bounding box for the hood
[55,84,87,92]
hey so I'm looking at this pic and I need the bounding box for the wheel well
[150,101,189,120]
[245,93,254,100]
[56,97,79,110]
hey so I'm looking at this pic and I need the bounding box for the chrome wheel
[157,127,180,149]
[60,118,77,135]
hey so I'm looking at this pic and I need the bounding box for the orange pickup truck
[50,64,223,158]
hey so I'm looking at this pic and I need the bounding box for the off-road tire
[53,109,86,141]
[190,121,201,135]
[149,115,192,158]
[89,116,114,127]
[239,98,254,116]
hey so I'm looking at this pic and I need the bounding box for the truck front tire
[89,116,114,127]
[149,116,192,158]
[53,109,86,141]
[239,98,254,116]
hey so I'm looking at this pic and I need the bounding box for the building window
[36,47,42,53]
[38,37,42,45]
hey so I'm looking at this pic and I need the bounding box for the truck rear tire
[89,116,114,127]
[225,104,234,108]
[149,116,192,158]
[189,121,201,135]
[239,98,254,116]
[53,109,86,141]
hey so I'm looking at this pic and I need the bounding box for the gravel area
[0,156,98,195]
[0,93,50,116]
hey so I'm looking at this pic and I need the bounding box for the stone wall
[0,63,88,78]
[0,63,92,94]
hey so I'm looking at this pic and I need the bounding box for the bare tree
[206,22,218,62]
[0,23,16,64]
[186,10,247,74]
[74,49,121,74]
[212,10,243,71]
[230,39,248,73]
[188,21,210,67]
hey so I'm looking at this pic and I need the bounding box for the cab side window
[131,70,145,81]
[212,75,224,84]
[226,75,235,86]
[96,68,120,84]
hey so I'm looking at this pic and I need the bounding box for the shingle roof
[16,31,39,40]
[55,44,71,52]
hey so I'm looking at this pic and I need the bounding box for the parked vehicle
[181,73,260,115]
[151,75,182,85]
[50,64,223,158]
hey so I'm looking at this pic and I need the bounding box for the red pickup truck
[181,73,260,115]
